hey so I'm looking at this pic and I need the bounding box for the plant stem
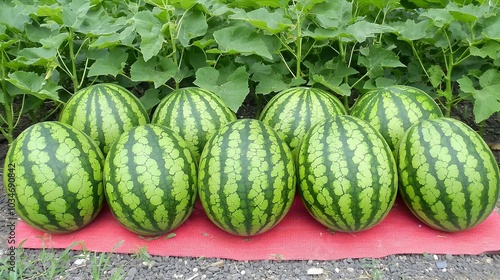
[67,28,79,94]
[164,1,180,89]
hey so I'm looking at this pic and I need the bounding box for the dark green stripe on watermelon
[259,87,347,154]
[297,115,398,232]
[350,85,443,151]
[59,83,150,155]
[151,87,237,160]
[4,122,104,233]
[104,124,197,236]
[198,119,296,236]
[397,117,500,232]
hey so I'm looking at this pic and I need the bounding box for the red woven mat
[16,197,500,260]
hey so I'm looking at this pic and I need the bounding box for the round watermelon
[350,85,443,152]
[151,87,237,160]
[198,119,296,236]
[297,115,398,232]
[259,87,346,154]
[104,124,198,236]
[3,121,104,233]
[397,117,500,232]
[59,83,150,155]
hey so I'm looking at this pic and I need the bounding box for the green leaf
[458,71,500,123]
[90,26,136,48]
[428,65,445,88]
[6,71,61,101]
[0,2,32,31]
[139,88,162,111]
[473,85,500,123]
[358,45,405,77]
[15,47,58,66]
[88,48,128,77]
[482,13,500,40]
[249,63,288,94]
[470,41,500,59]
[391,19,429,41]
[194,66,249,112]
[130,56,177,88]
[229,8,292,34]
[212,25,274,59]
[345,21,393,43]
[133,11,164,61]
[178,9,208,47]
[420,8,454,28]
[62,0,92,29]
[310,0,352,29]
[0,89,4,104]
[311,75,351,96]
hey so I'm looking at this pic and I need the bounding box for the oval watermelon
[397,117,500,232]
[59,83,150,155]
[104,124,198,236]
[151,87,237,160]
[3,121,104,233]
[297,115,398,232]
[198,119,296,236]
[350,85,443,152]
[259,87,346,154]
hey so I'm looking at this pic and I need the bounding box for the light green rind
[198,119,296,236]
[350,85,443,152]
[151,87,237,160]
[259,87,347,154]
[3,121,104,233]
[397,117,500,232]
[59,83,150,155]
[297,115,398,232]
[104,124,198,236]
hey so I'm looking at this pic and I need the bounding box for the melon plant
[259,87,346,154]
[3,121,104,233]
[350,85,443,151]
[59,83,150,155]
[151,87,237,160]
[397,117,500,232]
[198,119,296,236]
[297,115,398,232]
[104,124,198,236]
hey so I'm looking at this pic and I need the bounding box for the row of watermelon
[3,84,499,237]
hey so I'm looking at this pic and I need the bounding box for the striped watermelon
[103,124,198,235]
[198,119,296,236]
[397,117,500,232]
[3,121,104,233]
[59,83,150,155]
[350,85,443,151]
[151,87,237,160]
[259,87,346,154]
[297,115,398,232]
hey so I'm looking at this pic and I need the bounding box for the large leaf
[133,11,164,61]
[194,66,249,112]
[62,0,92,29]
[229,8,292,34]
[130,56,177,88]
[0,2,32,31]
[358,45,406,77]
[212,25,274,59]
[88,47,128,77]
[6,71,61,101]
[458,70,500,123]
[178,9,208,47]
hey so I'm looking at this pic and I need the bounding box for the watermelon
[396,117,500,232]
[3,121,104,233]
[297,115,398,232]
[103,124,198,236]
[59,83,150,155]
[259,87,346,154]
[198,119,296,236]
[151,87,237,160]
[350,85,443,152]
